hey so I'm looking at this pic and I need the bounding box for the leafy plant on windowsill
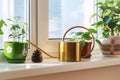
[0,16,28,42]
[0,16,28,41]
[90,0,120,55]
[7,16,28,42]
[0,19,7,35]
[90,0,120,38]
[70,28,97,47]
[0,16,29,63]
[69,28,97,58]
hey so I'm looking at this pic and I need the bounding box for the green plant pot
[4,42,28,63]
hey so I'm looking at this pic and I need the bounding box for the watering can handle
[62,26,95,58]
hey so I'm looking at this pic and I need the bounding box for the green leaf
[10,25,16,30]
[117,1,120,8]
[10,24,20,30]
[95,39,102,46]
[114,8,120,14]
[22,29,25,34]
[0,20,6,35]
[91,21,104,28]
[9,34,13,38]
[82,32,92,40]
[75,32,83,36]
[80,40,85,48]
[100,6,109,10]
[105,0,114,7]
[102,9,111,17]
[88,28,97,33]
[0,29,3,35]
[96,2,104,7]
[0,19,6,27]
[102,30,109,38]
[103,16,112,23]
[15,24,21,28]
[18,34,22,37]
[108,19,118,30]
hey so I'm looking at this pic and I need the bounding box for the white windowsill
[1,54,120,80]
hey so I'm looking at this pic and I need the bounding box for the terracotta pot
[100,36,120,55]
[81,42,92,58]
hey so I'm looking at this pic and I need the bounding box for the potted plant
[70,28,97,58]
[90,0,120,55]
[0,20,7,62]
[0,16,28,63]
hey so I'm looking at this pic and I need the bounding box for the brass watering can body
[59,41,81,62]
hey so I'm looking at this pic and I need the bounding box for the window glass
[49,0,96,39]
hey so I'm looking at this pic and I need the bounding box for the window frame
[38,0,59,58]
[26,0,38,59]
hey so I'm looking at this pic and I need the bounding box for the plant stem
[111,29,114,36]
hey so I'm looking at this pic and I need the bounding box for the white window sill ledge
[1,54,120,80]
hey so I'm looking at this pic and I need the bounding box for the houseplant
[70,28,97,58]
[1,16,28,63]
[0,19,7,62]
[91,0,120,55]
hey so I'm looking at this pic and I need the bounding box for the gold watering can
[27,26,95,62]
